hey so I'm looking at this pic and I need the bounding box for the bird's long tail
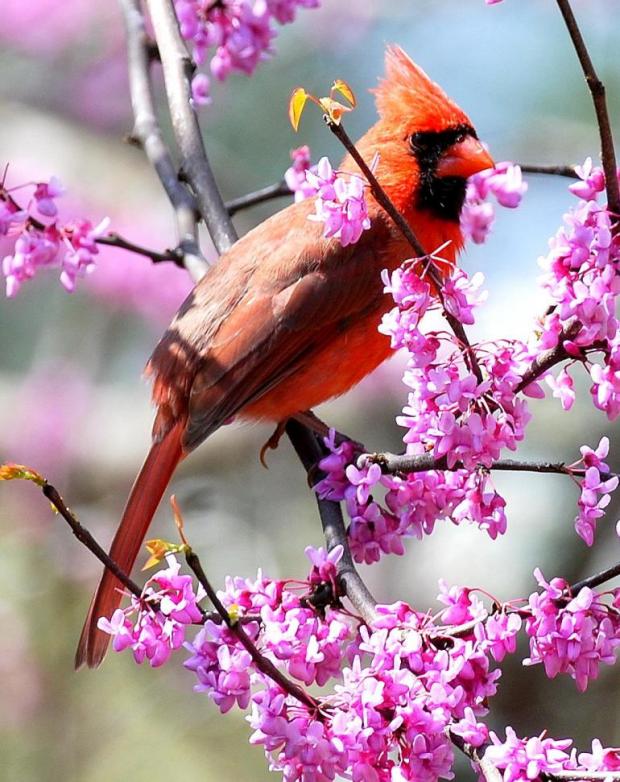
[75,421,185,669]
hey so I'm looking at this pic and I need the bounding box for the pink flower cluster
[284,145,316,202]
[97,543,620,782]
[383,265,532,469]
[568,437,619,545]
[524,569,620,691]
[488,730,620,782]
[536,159,620,418]
[98,555,204,667]
[461,162,527,244]
[1,176,108,296]
[245,596,499,782]
[305,156,371,246]
[184,547,354,713]
[174,0,320,105]
[315,432,509,564]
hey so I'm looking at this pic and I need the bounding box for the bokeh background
[1,1,620,780]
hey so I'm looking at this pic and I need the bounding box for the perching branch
[328,119,483,384]
[361,452,616,482]
[184,547,321,711]
[555,0,620,218]
[119,0,209,282]
[285,419,378,625]
[146,0,238,256]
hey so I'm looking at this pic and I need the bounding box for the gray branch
[146,0,238,255]
[119,0,208,281]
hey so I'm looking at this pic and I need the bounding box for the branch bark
[42,481,143,600]
[555,0,620,218]
[285,419,378,625]
[361,452,615,482]
[226,180,291,215]
[119,0,209,281]
[146,0,238,255]
[185,547,320,711]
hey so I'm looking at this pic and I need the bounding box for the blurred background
[1,1,619,780]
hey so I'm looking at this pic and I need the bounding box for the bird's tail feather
[75,421,185,669]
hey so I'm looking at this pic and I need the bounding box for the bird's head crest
[373,46,470,134]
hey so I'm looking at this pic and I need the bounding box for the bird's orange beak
[436,136,494,179]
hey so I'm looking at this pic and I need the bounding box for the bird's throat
[416,173,467,223]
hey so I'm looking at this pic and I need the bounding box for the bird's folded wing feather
[182,242,384,450]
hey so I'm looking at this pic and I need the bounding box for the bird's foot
[259,421,288,468]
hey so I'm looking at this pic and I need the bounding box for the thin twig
[555,0,620,218]
[520,164,579,180]
[97,233,185,266]
[285,419,378,625]
[119,0,209,281]
[516,318,583,393]
[146,0,238,256]
[361,452,616,482]
[543,772,620,782]
[226,181,292,215]
[449,732,502,782]
[328,120,483,384]
[184,547,320,711]
[570,561,620,594]
[42,482,143,600]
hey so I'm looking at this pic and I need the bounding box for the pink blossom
[174,0,319,104]
[1,176,108,296]
[98,554,204,668]
[284,145,316,202]
[451,707,489,748]
[569,158,606,201]
[306,157,371,246]
[33,176,64,217]
[461,162,526,244]
[545,367,575,411]
[524,569,620,691]
[486,727,573,782]
[191,72,211,106]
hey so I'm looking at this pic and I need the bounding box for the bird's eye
[408,132,426,152]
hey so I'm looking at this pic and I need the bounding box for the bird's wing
[181,239,385,450]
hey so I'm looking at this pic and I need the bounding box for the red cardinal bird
[76,46,493,668]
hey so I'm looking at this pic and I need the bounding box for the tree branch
[516,318,583,393]
[555,0,620,218]
[119,0,209,282]
[449,732,503,782]
[97,233,185,266]
[285,419,378,625]
[570,561,620,594]
[184,547,321,711]
[520,164,579,180]
[361,452,615,482]
[146,0,238,255]
[543,772,620,782]
[41,481,143,600]
[226,180,292,215]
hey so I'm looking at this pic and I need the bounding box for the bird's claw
[259,421,288,468]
